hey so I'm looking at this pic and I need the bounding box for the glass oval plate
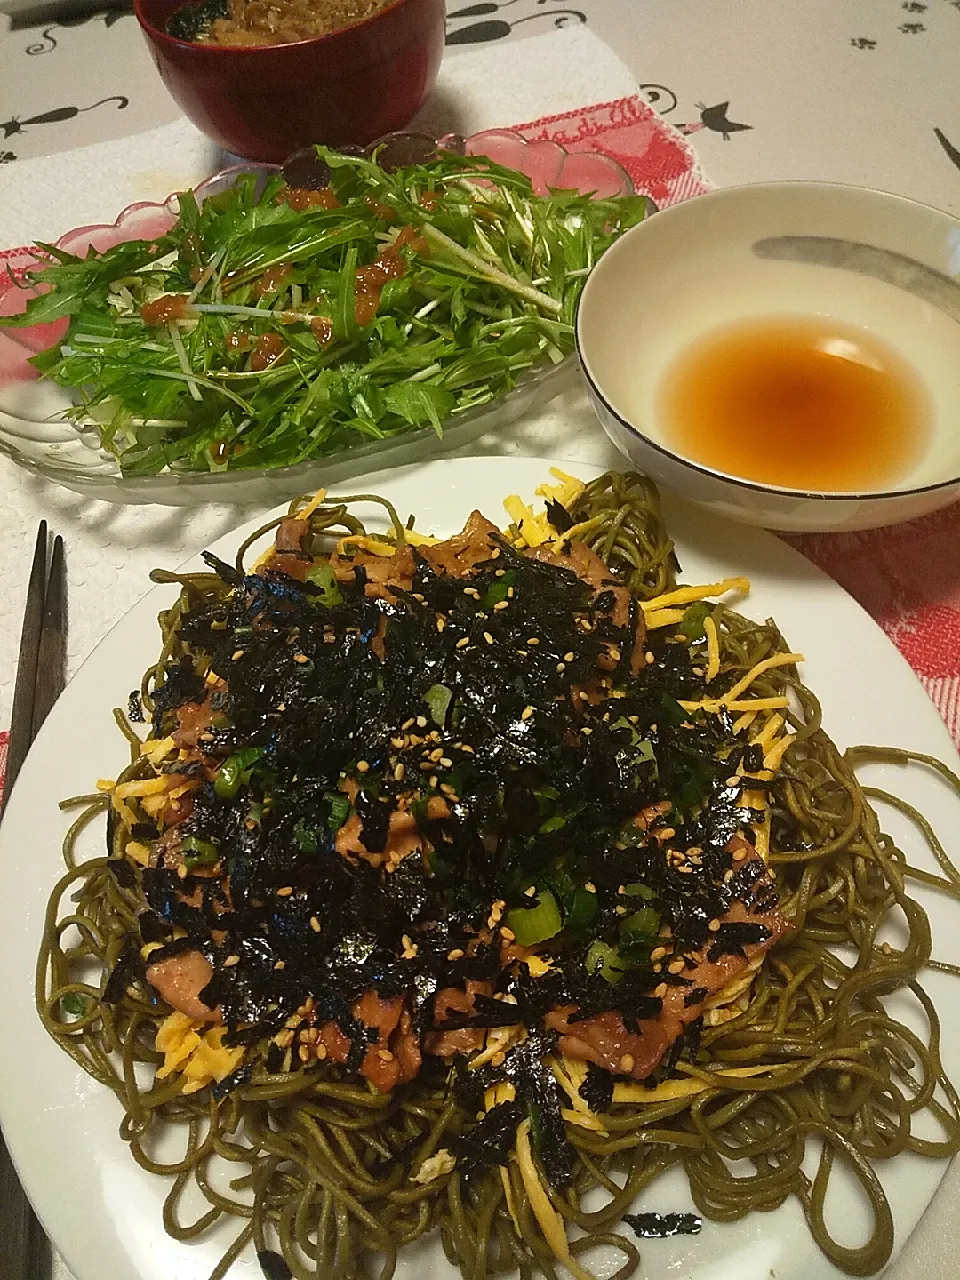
[0,131,637,506]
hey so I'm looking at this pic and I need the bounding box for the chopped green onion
[623,882,657,900]
[564,886,598,933]
[505,888,562,946]
[181,834,220,867]
[539,814,567,834]
[305,563,343,608]
[294,820,319,853]
[214,746,264,798]
[61,992,90,1017]
[326,791,351,831]
[659,692,686,728]
[585,940,628,984]
[424,683,453,728]
[483,569,516,609]
[680,602,711,642]
[621,907,660,938]
[634,738,656,765]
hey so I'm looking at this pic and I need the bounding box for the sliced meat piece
[389,1007,422,1085]
[162,791,196,826]
[317,993,422,1090]
[526,542,646,672]
[146,950,219,1023]
[421,510,501,578]
[318,1020,351,1064]
[275,517,308,555]
[334,781,450,868]
[658,857,791,1042]
[267,552,310,581]
[545,1006,671,1079]
[549,845,789,1081]
[353,991,422,1092]
[634,801,673,833]
[150,827,184,871]
[525,539,612,592]
[173,699,214,749]
[329,545,415,601]
[425,980,493,1057]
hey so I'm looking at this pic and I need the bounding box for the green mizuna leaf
[4,147,649,475]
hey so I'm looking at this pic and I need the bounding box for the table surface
[1,3,960,1279]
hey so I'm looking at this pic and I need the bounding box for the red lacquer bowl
[134,0,446,163]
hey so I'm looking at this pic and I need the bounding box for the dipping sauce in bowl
[575,181,960,532]
[658,314,932,492]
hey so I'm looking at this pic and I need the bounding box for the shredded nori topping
[128,522,785,1185]
[452,1100,526,1182]
[256,1250,293,1280]
[624,1211,702,1238]
[579,1063,615,1112]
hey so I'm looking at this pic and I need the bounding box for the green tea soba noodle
[38,470,960,1280]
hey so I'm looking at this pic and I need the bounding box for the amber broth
[657,315,931,492]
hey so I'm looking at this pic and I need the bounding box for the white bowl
[576,181,960,532]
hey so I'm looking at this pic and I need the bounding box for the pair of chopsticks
[0,520,66,1280]
[1,520,66,818]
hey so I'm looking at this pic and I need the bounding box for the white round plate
[1,456,958,1280]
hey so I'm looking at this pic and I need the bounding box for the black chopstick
[2,522,67,817]
[31,535,66,743]
[2,522,48,817]
[0,521,66,1280]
